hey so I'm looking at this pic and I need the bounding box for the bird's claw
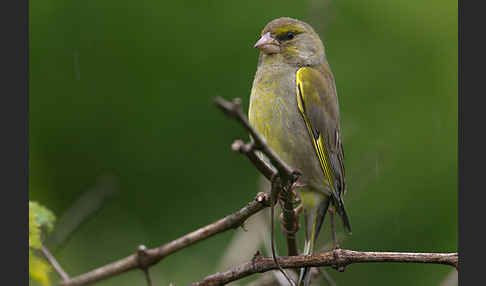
[332,248,346,272]
[278,204,303,234]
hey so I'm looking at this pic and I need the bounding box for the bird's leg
[329,208,339,250]
[293,189,301,203]
[329,207,346,272]
[292,181,306,189]
[290,181,304,229]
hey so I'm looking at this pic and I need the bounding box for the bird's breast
[249,66,300,156]
[248,64,331,194]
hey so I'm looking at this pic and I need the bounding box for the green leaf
[29,250,52,286]
[29,201,56,285]
[29,203,42,249]
[29,201,56,233]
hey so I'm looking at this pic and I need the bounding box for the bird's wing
[295,66,346,204]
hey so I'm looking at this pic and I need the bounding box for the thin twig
[214,97,299,185]
[269,177,296,286]
[216,97,300,257]
[41,245,70,281]
[137,245,152,286]
[56,193,272,286]
[317,268,336,286]
[191,250,458,286]
[231,140,276,181]
[142,269,152,286]
[47,173,119,251]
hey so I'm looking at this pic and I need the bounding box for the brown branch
[55,193,272,286]
[53,97,300,286]
[136,245,152,286]
[231,139,276,181]
[278,186,299,257]
[214,97,300,185]
[41,245,70,281]
[245,237,344,286]
[215,97,300,256]
[191,249,458,286]
[232,140,299,256]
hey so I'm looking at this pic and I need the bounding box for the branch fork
[215,96,301,257]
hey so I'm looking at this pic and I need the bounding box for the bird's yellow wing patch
[296,67,337,197]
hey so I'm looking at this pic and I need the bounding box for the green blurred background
[29,0,457,285]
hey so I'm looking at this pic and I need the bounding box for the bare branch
[215,97,300,257]
[54,97,299,286]
[246,237,344,286]
[41,245,69,281]
[56,193,272,286]
[231,140,276,181]
[136,245,152,286]
[214,97,300,185]
[268,178,296,286]
[191,249,458,286]
[278,186,299,257]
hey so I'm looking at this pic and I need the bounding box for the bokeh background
[29,0,457,285]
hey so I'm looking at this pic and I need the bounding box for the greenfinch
[249,17,351,286]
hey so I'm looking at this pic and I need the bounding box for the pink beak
[254,32,280,54]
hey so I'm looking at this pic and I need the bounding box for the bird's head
[254,17,325,66]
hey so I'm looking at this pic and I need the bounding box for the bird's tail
[333,195,352,234]
[298,195,331,286]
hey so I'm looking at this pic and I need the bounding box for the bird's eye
[277,31,296,42]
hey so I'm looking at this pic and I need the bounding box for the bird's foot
[332,248,346,272]
[279,204,303,234]
[290,181,304,203]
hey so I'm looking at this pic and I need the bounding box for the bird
[248,17,351,286]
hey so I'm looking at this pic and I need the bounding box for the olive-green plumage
[249,17,351,286]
